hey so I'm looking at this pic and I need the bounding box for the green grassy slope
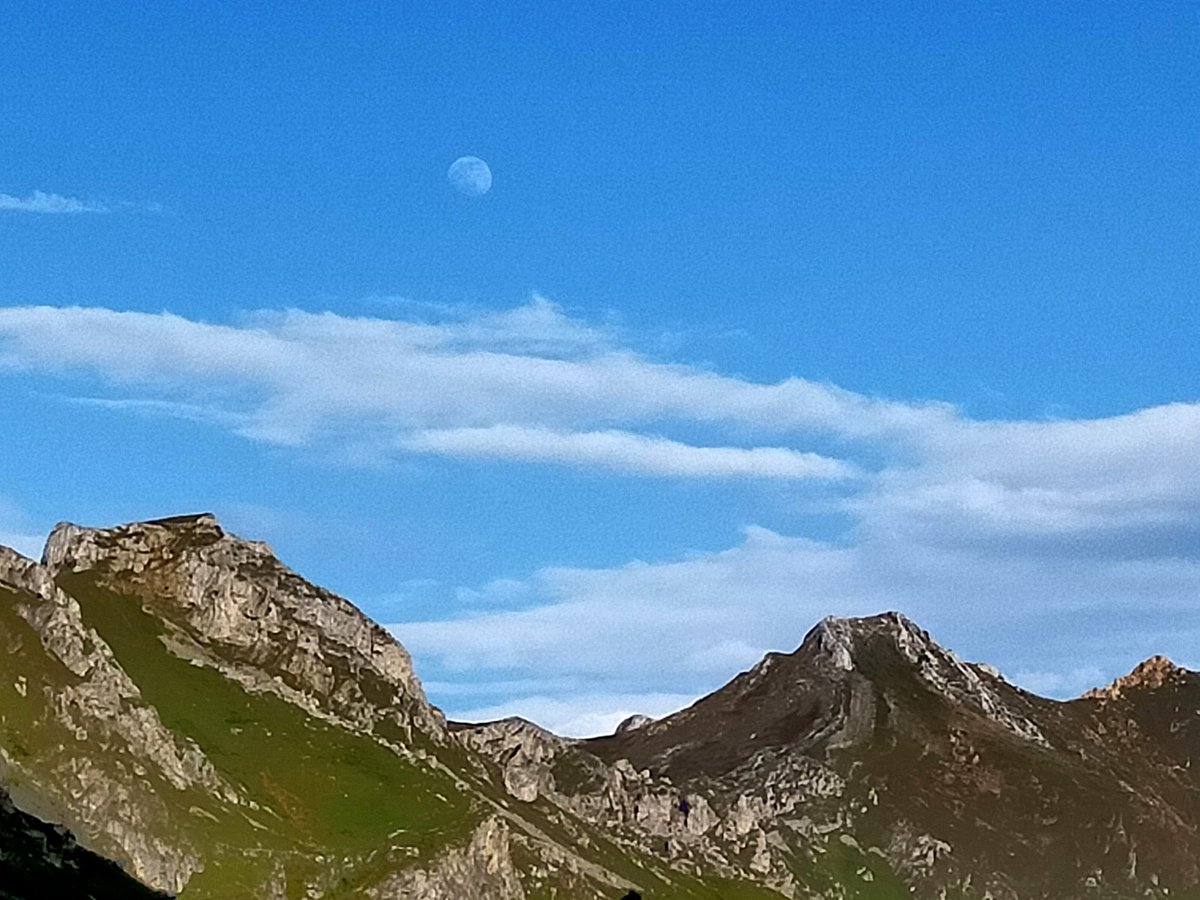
[60,573,479,899]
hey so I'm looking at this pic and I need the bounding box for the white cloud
[403,426,856,480]
[839,405,1200,570]
[433,295,616,357]
[0,191,108,214]
[0,304,950,439]
[448,692,697,739]
[0,302,934,479]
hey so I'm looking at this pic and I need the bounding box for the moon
[447,156,492,196]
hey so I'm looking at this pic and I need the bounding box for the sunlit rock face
[361,816,525,900]
[1082,654,1185,700]
[43,514,445,742]
[615,714,654,734]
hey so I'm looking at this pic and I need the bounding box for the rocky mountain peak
[805,610,926,672]
[42,513,270,573]
[1082,654,1188,701]
[42,515,445,741]
[800,611,1050,746]
[614,714,654,735]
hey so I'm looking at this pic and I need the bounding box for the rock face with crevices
[362,816,526,900]
[453,717,564,803]
[43,514,445,742]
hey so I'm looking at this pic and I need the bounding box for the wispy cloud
[0,191,108,214]
[1,299,1198,734]
[0,301,934,479]
[403,426,857,480]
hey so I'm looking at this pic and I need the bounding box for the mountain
[1,514,1199,899]
[0,515,771,899]
[579,613,1200,898]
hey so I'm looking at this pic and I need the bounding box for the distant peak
[615,714,654,735]
[807,611,923,671]
[452,716,562,744]
[1083,655,1187,701]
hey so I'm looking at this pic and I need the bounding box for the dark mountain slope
[0,785,170,900]
[576,613,1200,898]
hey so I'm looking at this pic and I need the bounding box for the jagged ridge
[4,514,1200,899]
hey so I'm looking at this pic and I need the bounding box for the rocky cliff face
[453,717,566,803]
[43,514,444,743]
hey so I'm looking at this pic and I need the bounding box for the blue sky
[2,2,1199,735]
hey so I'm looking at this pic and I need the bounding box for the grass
[797,838,911,899]
[60,573,480,898]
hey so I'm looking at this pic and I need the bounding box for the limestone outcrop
[43,514,445,742]
[362,816,525,900]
